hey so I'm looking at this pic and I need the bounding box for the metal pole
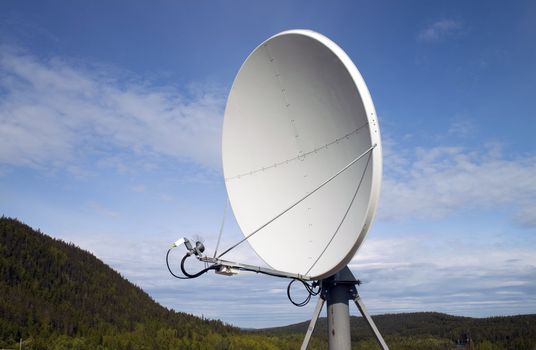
[301,297,325,350]
[300,266,389,350]
[327,282,352,350]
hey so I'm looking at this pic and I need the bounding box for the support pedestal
[301,266,389,350]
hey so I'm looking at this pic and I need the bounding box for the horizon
[4,213,536,330]
[1,1,535,328]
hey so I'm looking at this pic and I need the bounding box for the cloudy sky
[1,1,535,328]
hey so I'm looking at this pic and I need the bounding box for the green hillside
[0,217,301,350]
[261,312,536,349]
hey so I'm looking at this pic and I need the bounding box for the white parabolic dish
[222,30,382,280]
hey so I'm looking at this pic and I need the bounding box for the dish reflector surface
[222,30,382,279]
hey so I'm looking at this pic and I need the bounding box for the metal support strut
[301,297,325,350]
[301,266,389,350]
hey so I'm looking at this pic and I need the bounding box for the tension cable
[217,144,377,259]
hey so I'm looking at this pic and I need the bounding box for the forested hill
[0,217,243,349]
[260,312,536,348]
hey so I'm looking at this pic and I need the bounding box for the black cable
[167,247,322,308]
[180,254,219,278]
[165,248,190,279]
[211,263,321,307]
[166,248,218,279]
[286,279,320,307]
[217,264,321,307]
[166,247,287,280]
[305,281,321,296]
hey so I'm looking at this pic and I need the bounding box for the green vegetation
[1,217,535,349]
[0,217,237,349]
[262,312,536,349]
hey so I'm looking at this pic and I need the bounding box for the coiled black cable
[287,279,321,307]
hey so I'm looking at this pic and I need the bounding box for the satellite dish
[168,29,389,349]
[222,29,382,279]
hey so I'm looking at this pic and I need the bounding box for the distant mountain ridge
[260,312,536,347]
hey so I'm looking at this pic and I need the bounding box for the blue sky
[1,1,535,328]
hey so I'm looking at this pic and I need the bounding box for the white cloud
[0,46,225,173]
[515,206,536,228]
[380,142,536,225]
[351,235,536,317]
[418,19,463,42]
